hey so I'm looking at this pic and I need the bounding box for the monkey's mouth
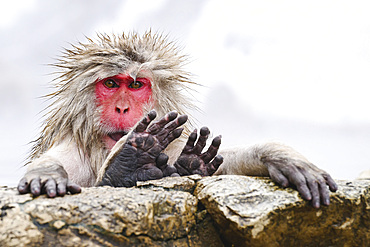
[108,131,128,142]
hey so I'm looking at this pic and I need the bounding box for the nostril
[115,107,128,114]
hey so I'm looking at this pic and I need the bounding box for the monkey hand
[174,127,223,176]
[99,110,187,187]
[17,163,81,197]
[262,155,338,208]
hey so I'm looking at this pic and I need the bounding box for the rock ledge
[1,175,369,246]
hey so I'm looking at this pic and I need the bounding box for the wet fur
[30,31,196,179]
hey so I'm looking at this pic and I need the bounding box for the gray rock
[195,175,370,247]
[0,175,368,246]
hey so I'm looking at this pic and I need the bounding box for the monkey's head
[33,31,196,164]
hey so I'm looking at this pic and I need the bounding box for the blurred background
[1,0,369,186]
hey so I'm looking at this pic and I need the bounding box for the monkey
[17,31,338,208]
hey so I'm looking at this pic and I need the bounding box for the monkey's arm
[215,143,338,208]
[18,155,81,197]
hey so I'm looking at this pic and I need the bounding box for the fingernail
[48,190,56,198]
[324,198,330,206]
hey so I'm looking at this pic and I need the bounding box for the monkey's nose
[115,107,129,114]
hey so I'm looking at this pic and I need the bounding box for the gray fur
[31,31,197,175]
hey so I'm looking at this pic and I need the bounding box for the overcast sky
[0,0,369,186]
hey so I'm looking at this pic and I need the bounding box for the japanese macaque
[18,31,338,208]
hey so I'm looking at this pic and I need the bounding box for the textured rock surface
[195,176,370,246]
[0,175,369,246]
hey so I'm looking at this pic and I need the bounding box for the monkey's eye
[104,79,119,88]
[129,80,143,89]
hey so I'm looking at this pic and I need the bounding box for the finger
[284,166,313,202]
[155,114,187,143]
[30,178,41,196]
[323,173,338,192]
[163,165,177,177]
[17,177,30,194]
[306,178,320,208]
[156,153,169,170]
[202,135,222,164]
[182,129,198,153]
[192,127,210,155]
[267,164,290,187]
[56,180,67,196]
[135,110,157,133]
[207,155,223,175]
[300,169,320,207]
[147,111,178,134]
[317,177,330,206]
[45,179,57,198]
[161,128,184,148]
[67,182,82,194]
[162,114,188,133]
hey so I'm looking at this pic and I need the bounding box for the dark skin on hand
[174,127,223,176]
[17,163,81,198]
[17,110,223,197]
[18,110,337,209]
[99,110,223,187]
[264,158,338,208]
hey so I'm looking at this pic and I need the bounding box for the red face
[95,73,153,149]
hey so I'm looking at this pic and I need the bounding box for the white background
[1,0,369,186]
